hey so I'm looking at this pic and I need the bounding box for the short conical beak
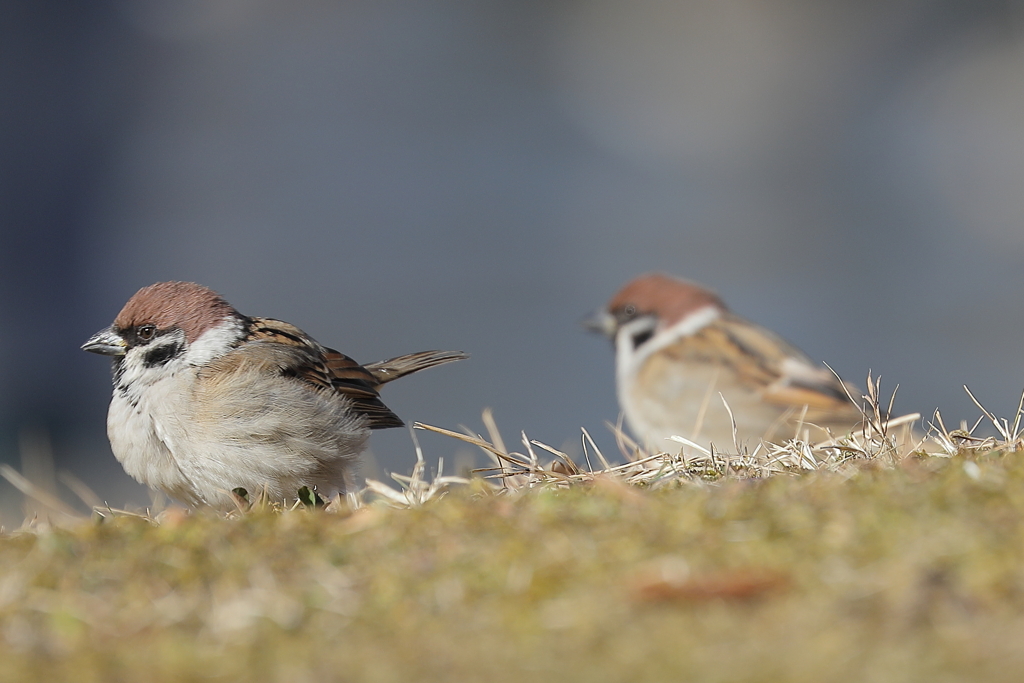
[82,326,127,356]
[581,309,617,338]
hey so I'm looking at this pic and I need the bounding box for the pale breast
[626,349,786,450]
[106,374,202,504]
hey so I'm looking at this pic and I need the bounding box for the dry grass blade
[945,386,1024,452]
[363,427,469,508]
[481,407,508,456]
[417,375,941,492]
[1011,388,1024,440]
[964,385,1003,437]
[90,505,158,522]
[582,427,612,470]
[57,470,104,510]
[667,435,710,459]
[0,464,82,520]
[608,415,644,462]
[964,385,1024,446]
[414,422,531,468]
[528,439,579,474]
[719,392,740,453]
[520,432,541,471]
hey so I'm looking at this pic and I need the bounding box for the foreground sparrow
[83,281,466,508]
[586,273,865,450]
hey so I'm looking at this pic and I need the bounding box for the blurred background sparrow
[586,274,865,451]
[5,1,1024,519]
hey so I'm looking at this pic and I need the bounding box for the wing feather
[245,317,404,429]
[659,312,861,418]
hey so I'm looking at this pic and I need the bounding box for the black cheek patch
[143,342,183,368]
[631,328,655,349]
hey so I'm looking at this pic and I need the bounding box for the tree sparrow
[82,281,467,508]
[585,273,865,451]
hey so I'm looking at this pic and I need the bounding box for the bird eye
[623,304,637,317]
[137,324,156,341]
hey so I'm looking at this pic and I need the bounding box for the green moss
[3,451,1024,681]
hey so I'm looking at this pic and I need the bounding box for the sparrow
[585,273,865,451]
[82,281,467,508]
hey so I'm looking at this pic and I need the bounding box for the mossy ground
[1,448,1023,682]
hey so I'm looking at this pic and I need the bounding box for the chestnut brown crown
[607,273,726,327]
[113,281,239,343]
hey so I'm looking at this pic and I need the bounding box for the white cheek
[186,317,245,366]
[615,304,722,399]
[614,322,647,388]
[118,348,183,389]
[113,317,242,391]
[662,304,721,339]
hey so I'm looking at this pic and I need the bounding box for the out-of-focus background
[4,0,1024,522]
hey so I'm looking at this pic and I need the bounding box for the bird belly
[107,380,204,505]
[624,356,786,450]
[182,367,373,508]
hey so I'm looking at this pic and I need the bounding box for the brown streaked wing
[657,321,779,391]
[717,314,860,415]
[246,317,404,429]
[712,314,813,376]
[322,347,405,429]
[659,312,859,415]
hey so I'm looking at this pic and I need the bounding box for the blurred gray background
[4,0,1024,522]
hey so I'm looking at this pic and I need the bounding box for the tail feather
[364,350,468,385]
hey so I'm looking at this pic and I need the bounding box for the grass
[2,387,1024,682]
